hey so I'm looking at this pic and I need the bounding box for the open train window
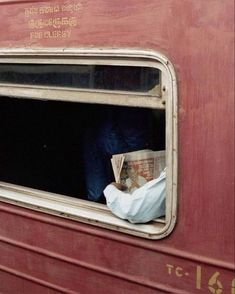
[0,49,177,239]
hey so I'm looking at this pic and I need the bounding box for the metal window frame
[0,48,178,239]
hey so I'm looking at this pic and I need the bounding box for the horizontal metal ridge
[0,236,189,293]
[1,202,234,271]
[0,264,78,294]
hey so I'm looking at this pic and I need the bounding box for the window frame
[0,48,177,239]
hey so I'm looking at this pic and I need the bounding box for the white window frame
[0,48,177,239]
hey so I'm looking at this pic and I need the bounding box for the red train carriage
[0,0,234,293]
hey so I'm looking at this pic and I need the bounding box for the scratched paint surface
[0,203,234,293]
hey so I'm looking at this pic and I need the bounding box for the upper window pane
[0,64,160,92]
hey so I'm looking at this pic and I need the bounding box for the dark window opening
[0,64,160,92]
[0,97,165,201]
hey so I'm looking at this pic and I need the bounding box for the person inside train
[83,106,151,203]
[103,168,166,223]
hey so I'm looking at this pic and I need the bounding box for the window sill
[0,181,167,239]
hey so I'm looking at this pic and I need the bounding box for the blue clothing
[84,107,150,201]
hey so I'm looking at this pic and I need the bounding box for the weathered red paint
[0,0,234,293]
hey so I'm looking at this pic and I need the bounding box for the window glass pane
[0,64,159,92]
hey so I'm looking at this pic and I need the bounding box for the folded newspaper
[111,149,165,193]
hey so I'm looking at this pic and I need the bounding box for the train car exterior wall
[0,0,234,293]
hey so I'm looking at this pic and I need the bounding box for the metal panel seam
[0,265,78,294]
[1,203,234,271]
[0,237,187,293]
